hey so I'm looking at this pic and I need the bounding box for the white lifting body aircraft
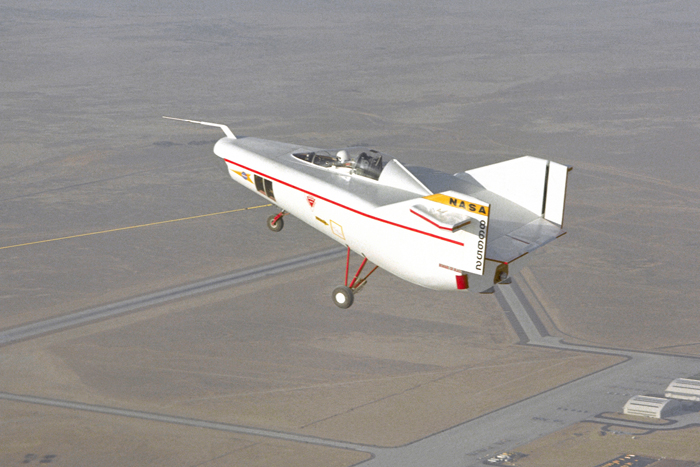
[165,117,571,308]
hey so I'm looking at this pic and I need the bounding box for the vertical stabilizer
[457,156,571,227]
[543,161,570,226]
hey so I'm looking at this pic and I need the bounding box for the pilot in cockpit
[336,149,350,166]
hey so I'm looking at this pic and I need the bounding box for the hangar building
[664,378,700,402]
[623,395,680,419]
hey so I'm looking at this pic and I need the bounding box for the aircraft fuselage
[214,136,520,292]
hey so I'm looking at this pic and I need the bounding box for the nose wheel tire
[267,214,284,232]
[332,286,354,309]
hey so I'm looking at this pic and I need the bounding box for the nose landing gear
[267,211,287,232]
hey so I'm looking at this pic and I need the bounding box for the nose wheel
[267,211,287,232]
[332,247,378,308]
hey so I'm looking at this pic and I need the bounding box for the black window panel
[264,178,275,201]
[254,175,265,194]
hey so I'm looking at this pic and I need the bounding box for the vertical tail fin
[542,161,571,226]
[456,156,571,227]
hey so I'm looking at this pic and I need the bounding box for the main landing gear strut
[332,247,378,309]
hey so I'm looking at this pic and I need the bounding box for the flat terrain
[1,401,370,467]
[516,422,700,467]
[0,273,623,449]
[2,1,700,465]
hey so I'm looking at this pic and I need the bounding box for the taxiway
[3,269,698,466]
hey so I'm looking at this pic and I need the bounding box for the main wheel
[267,214,284,232]
[332,286,354,309]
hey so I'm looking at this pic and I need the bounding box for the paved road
[2,267,699,466]
[359,282,700,467]
[365,353,700,467]
[0,247,345,346]
[0,392,375,455]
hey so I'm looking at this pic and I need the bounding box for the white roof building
[665,378,700,402]
[623,395,680,419]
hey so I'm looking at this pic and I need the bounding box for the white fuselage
[214,136,494,291]
[163,115,568,297]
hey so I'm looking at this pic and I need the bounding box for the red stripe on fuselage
[224,158,464,246]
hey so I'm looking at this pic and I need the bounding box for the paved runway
[0,392,373,454]
[0,247,344,346]
[359,282,700,466]
[3,269,698,466]
[4,2,700,464]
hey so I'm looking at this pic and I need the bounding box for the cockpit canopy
[292,148,390,180]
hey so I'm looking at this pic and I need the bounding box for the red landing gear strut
[332,247,379,309]
[266,210,287,232]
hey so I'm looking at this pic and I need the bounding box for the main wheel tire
[332,286,354,309]
[267,214,284,232]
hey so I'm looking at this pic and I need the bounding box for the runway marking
[0,204,272,250]
[0,392,376,454]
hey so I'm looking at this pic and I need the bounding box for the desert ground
[2,1,700,465]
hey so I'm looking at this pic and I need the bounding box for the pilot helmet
[337,150,349,163]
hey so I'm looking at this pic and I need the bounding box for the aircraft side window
[254,174,276,201]
[264,178,275,201]
[254,174,266,194]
